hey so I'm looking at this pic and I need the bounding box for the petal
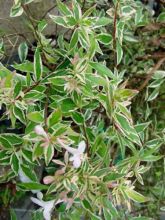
[31,197,44,207]
[64,146,77,155]
[37,192,43,200]
[73,157,81,168]
[45,200,55,211]
[78,141,86,153]
[43,209,51,220]
[69,155,75,161]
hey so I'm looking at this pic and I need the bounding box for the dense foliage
[0,0,165,219]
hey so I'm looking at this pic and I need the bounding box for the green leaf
[49,15,68,28]
[73,0,82,20]
[0,134,23,145]
[61,98,77,113]
[17,182,48,190]
[48,109,62,127]
[33,143,43,160]
[34,48,43,81]
[48,76,65,86]
[10,153,19,174]
[13,61,49,74]
[147,88,159,101]
[124,188,148,203]
[44,145,54,166]
[116,41,123,65]
[24,90,45,101]
[94,17,112,28]
[82,4,96,18]
[10,3,23,17]
[96,33,112,45]
[0,136,13,149]
[135,122,150,133]
[114,113,141,146]
[21,164,38,182]
[121,6,135,17]
[103,198,118,218]
[141,155,162,162]
[13,106,26,124]
[148,79,164,88]
[14,81,22,98]
[157,12,165,23]
[27,111,44,123]
[81,199,92,212]
[89,62,115,79]
[71,111,84,124]
[70,29,79,49]
[18,42,28,62]
[0,150,11,161]
[56,0,72,16]
[10,209,17,220]
[152,70,165,80]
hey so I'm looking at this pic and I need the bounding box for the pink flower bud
[43,176,54,185]
[34,125,47,138]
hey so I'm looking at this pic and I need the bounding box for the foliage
[0,0,165,219]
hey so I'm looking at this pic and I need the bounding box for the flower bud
[34,125,47,137]
[43,176,54,185]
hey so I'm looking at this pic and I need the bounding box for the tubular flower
[57,139,86,168]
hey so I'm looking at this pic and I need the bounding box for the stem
[21,4,43,47]
[82,0,86,12]
[16,81,41,100]
[138,57,165,91]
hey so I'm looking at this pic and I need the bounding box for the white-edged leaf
[34,48,43,81]
[18,42,28,62]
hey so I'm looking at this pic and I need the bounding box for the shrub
[0,0,165,219]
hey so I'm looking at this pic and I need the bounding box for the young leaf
[13,106,26,124]
[34,48,43,81]
[116,41,123,65]
[18,42,28,62]
[27,111,44,123]
[17,182,48,190]
[70,29,79,49]
[0,134,23,145]
[44,145,54,166]
[11,153,19,174]
[124,188,148,203]
[89,62,115,79]
[71,111,84,124]
[49,15,68,28]
[96,33,112,45]
[56,0,72,16]
[114,113,141,146]
[48,109,62,127]
[10,3,23,17]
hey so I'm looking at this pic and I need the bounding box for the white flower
[34,125,48,138]
[31,193,55,220]
[57,139,86,168]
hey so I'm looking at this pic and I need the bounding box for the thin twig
[138,57,165,91]
[16,81,41,100]
[41,0,66,20]
[82,0,86,12]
